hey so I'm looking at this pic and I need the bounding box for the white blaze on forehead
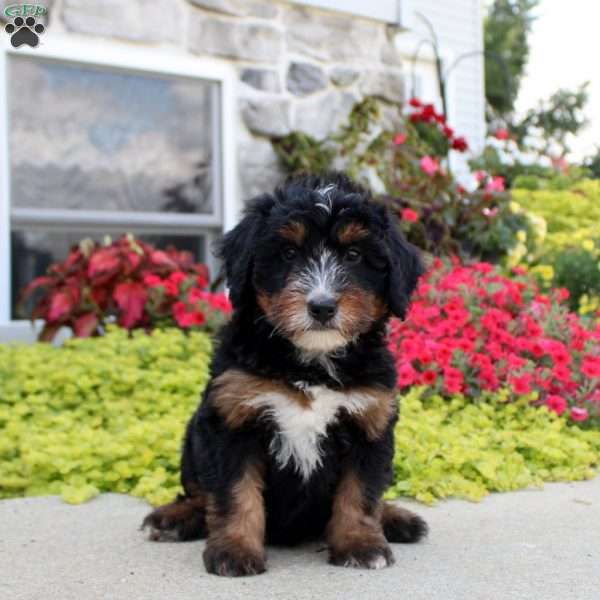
[315,183,336,214]
[297,248,345,301]
[246,386,377,480]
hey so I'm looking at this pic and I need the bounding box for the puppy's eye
[282,246,298,261]
[344,247,362,264]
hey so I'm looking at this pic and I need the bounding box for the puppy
[143,172,427,576]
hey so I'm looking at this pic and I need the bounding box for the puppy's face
[254,198,389,353]
[219,175,423,354]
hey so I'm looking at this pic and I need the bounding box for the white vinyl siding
[399,0,486,173]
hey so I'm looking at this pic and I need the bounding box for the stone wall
[185,1,406,199]
[21,0,406,204]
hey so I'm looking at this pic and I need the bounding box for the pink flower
[393,133,407,146]
[482,207,499,218]
[546,395,567,416]
[570,407,589,422]
[485,176,505,193]
[495,128,510,140]
[401,208,419,223]
[420,156,439,177]
[474,170,487,183]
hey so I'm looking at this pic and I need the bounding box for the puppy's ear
[217,194,274,309]
[385,214,424,319]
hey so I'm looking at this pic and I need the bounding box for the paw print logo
[4,16,45,48]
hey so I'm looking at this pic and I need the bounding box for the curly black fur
[143,172,427,576]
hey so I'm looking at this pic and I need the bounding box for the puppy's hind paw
[141,497,207,542]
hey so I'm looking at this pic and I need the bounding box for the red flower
[398,362,417,387]
[173,301,206,328]
[494,128,510,140]
[168,271,188,286]
[451,136,468,152]
[546,395,567,416]
[143,274,163,288]
[409,98,422,108]
[401,208,419,223]
[582,358,600,378]
[421,370,438,385]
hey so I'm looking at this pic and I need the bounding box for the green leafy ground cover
[1,328,598,506]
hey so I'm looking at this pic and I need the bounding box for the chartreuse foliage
[512,180,600,312]
[1,331,598,506]
[0,327,211,506]
[389,389,600,504]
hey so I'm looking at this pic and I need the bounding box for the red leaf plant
[389,258,600,425]
[19,235,231,341]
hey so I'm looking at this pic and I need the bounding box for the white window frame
[289,0,401,23]
[0,35,238,325]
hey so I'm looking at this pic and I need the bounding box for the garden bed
[1,327,598,507]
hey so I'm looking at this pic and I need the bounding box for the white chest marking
[246,386,376,481]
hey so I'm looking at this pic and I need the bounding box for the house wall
[397,0,486,178]
[2,0,407,205]
[2,0,485,202]
[0,0,486,333]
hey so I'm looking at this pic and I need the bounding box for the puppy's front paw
[203,543,266,577]
[329,542,395,570]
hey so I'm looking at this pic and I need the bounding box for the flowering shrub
[19,235,231,342]
[390,259,600,426]
[511,180,600,313]
[271,97,530,262]
[2,330,598,507]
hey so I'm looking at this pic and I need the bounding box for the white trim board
[0,35,239,324]
[289,0,400,23]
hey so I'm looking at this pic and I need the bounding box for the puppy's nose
[308,297,337,324]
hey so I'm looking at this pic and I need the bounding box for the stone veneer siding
[11,0,407,204]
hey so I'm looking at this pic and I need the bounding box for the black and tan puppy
[143,172,427,576]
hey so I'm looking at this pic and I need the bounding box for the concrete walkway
[1,478,599,600]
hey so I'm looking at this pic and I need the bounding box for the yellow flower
[531,264,554,281]
[516,230,527,243]
[509,201,522,214]
[582,239,594,252]
[507,242,527,267]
